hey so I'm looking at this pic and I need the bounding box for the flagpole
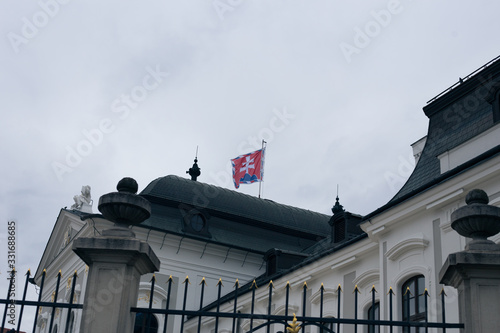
[258,140,267,199]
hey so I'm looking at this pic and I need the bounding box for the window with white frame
[367,302,380,333]
[401,275,425,333]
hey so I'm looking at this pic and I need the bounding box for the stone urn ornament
[98,177,151,237]
[451,189,500,251]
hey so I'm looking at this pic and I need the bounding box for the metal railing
[0,270,464,333]
[0,269,83,333]
[131,276,464,333]
[426,54,500,104]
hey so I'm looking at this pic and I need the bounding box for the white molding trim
[257,288,275,303]
[389,265,430,291]
[426,189,463,209]
[310,287,338,304]
[438,122,500,174]
[372,226,385,235]
[440,219,453,233]
[352,269,380,289]
[289,275,312,288]
[273,304,299,315]
[137,282,169,305]
[385,234,429,261]
[331,256,356,270]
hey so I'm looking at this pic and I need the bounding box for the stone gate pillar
[439,189,500,333]
[72,178,160,333]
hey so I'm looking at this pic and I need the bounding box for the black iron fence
[131,276,464,333]
[0,270,464,333]
[0,269,82,333]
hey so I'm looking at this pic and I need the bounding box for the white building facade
[33,55,500,333]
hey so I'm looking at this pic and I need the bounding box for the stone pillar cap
[451,189,500,252]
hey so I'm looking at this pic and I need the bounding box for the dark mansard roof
[139,175,331,254]
[365,55,500,220]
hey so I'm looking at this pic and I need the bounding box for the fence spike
[26,269,31,276]
[320,283,325,291]
[303,281,308,289]
[57,269,62,277]
[199,277,207,286]
[183,276,191,284]
[167,275,174,284]
[32,269,47,333]
[387,286,395,295]
[217,278,224,287]
[403,286,413,296]
[250,279,258,289]
[371,285,378,293]
[269,280,275,289]
[74,269,78,277]
[234,278,240,288]
[150,274,156,283]
[421,288,430,297]
[440,287,447,296]
[353,285,361,294]
[16,270,32,333]
[337,284,342,293]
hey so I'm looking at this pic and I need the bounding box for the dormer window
[190,214,205,232]
[333,218,346,243]
[182,209,211,238]
[329,196,363,244]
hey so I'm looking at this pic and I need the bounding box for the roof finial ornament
[187,146,201,181]
[332,185,344,214]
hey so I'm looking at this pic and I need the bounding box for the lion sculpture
[71,185,92,212]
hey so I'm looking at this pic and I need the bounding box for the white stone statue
[71,185,93,213]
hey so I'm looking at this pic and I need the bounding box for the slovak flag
[231,148,265,189]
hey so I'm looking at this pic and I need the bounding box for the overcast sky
[1,0,500,327]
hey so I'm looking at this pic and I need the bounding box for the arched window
[134,313,159,333]
[367,302,380,333]
[402,275,425,333]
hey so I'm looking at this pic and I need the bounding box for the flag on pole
[231,148,265,189]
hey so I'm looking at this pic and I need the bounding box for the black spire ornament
[187,147,201,181]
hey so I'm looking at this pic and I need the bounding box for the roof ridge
[142,174,329,217]
[140,174,331,236]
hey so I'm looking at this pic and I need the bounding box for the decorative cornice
[331,256,356,270]
[386,234,429,261]
[273,304,299,315]
[352,269,380,289]
[289,275,312,288]
[310,288,337,304]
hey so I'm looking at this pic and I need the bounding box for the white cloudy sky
[0,0,499,321]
